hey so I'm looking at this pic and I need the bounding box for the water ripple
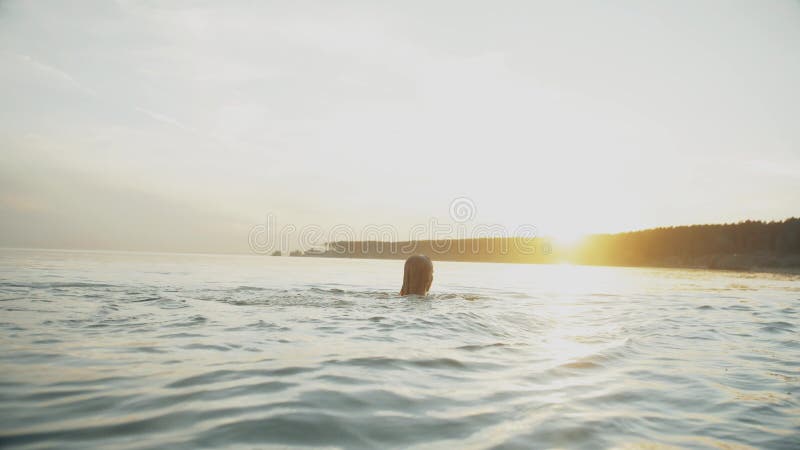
[1,252,799,449]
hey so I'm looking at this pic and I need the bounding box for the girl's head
[400,254,434,296]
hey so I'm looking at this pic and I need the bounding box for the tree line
[293,218,800,270]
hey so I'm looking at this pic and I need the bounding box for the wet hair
[400,254,434,296]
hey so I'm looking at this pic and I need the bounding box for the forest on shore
[290,218,800,272]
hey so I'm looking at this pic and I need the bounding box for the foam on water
[0,249,798,449]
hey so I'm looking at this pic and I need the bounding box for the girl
[400,254,434,296]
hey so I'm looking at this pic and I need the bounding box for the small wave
[17,388,97,402]
[31,338,62,344]
[431,293,492,301]
[183,408,504,449]
[455,342,508,352]
[129,296,162,303]
[126,346,168,354]
[182,343,231,352]
[0,281,119,289]
[233,285,268,292]
[156,332,205,339]
[167,366,317,389]
[326,356,502,372]
[166,315,207,328]
[759,321,795,333]
[559,360,605,370]
[314,374,370,385]
[310,287,345,294]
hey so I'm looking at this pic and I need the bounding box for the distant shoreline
[2,246,797,277]
[4,218,798,276]
[286,252,800,277]
[284,218,800,275]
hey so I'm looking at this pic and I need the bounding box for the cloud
[135,106,192,132]
[6,52,98,97]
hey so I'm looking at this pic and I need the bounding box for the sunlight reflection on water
[0,249,798,449]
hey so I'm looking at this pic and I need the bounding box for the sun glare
[551,229,588,251]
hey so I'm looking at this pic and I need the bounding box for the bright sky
[1,1,799,253]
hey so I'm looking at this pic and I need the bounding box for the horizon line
[2,216,797,257]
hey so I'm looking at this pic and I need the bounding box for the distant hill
[572,218,800,270]
[294,218,800,271]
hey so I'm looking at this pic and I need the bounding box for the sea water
[0,248,798,449]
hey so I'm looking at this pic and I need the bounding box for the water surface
[0,249,798,449]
